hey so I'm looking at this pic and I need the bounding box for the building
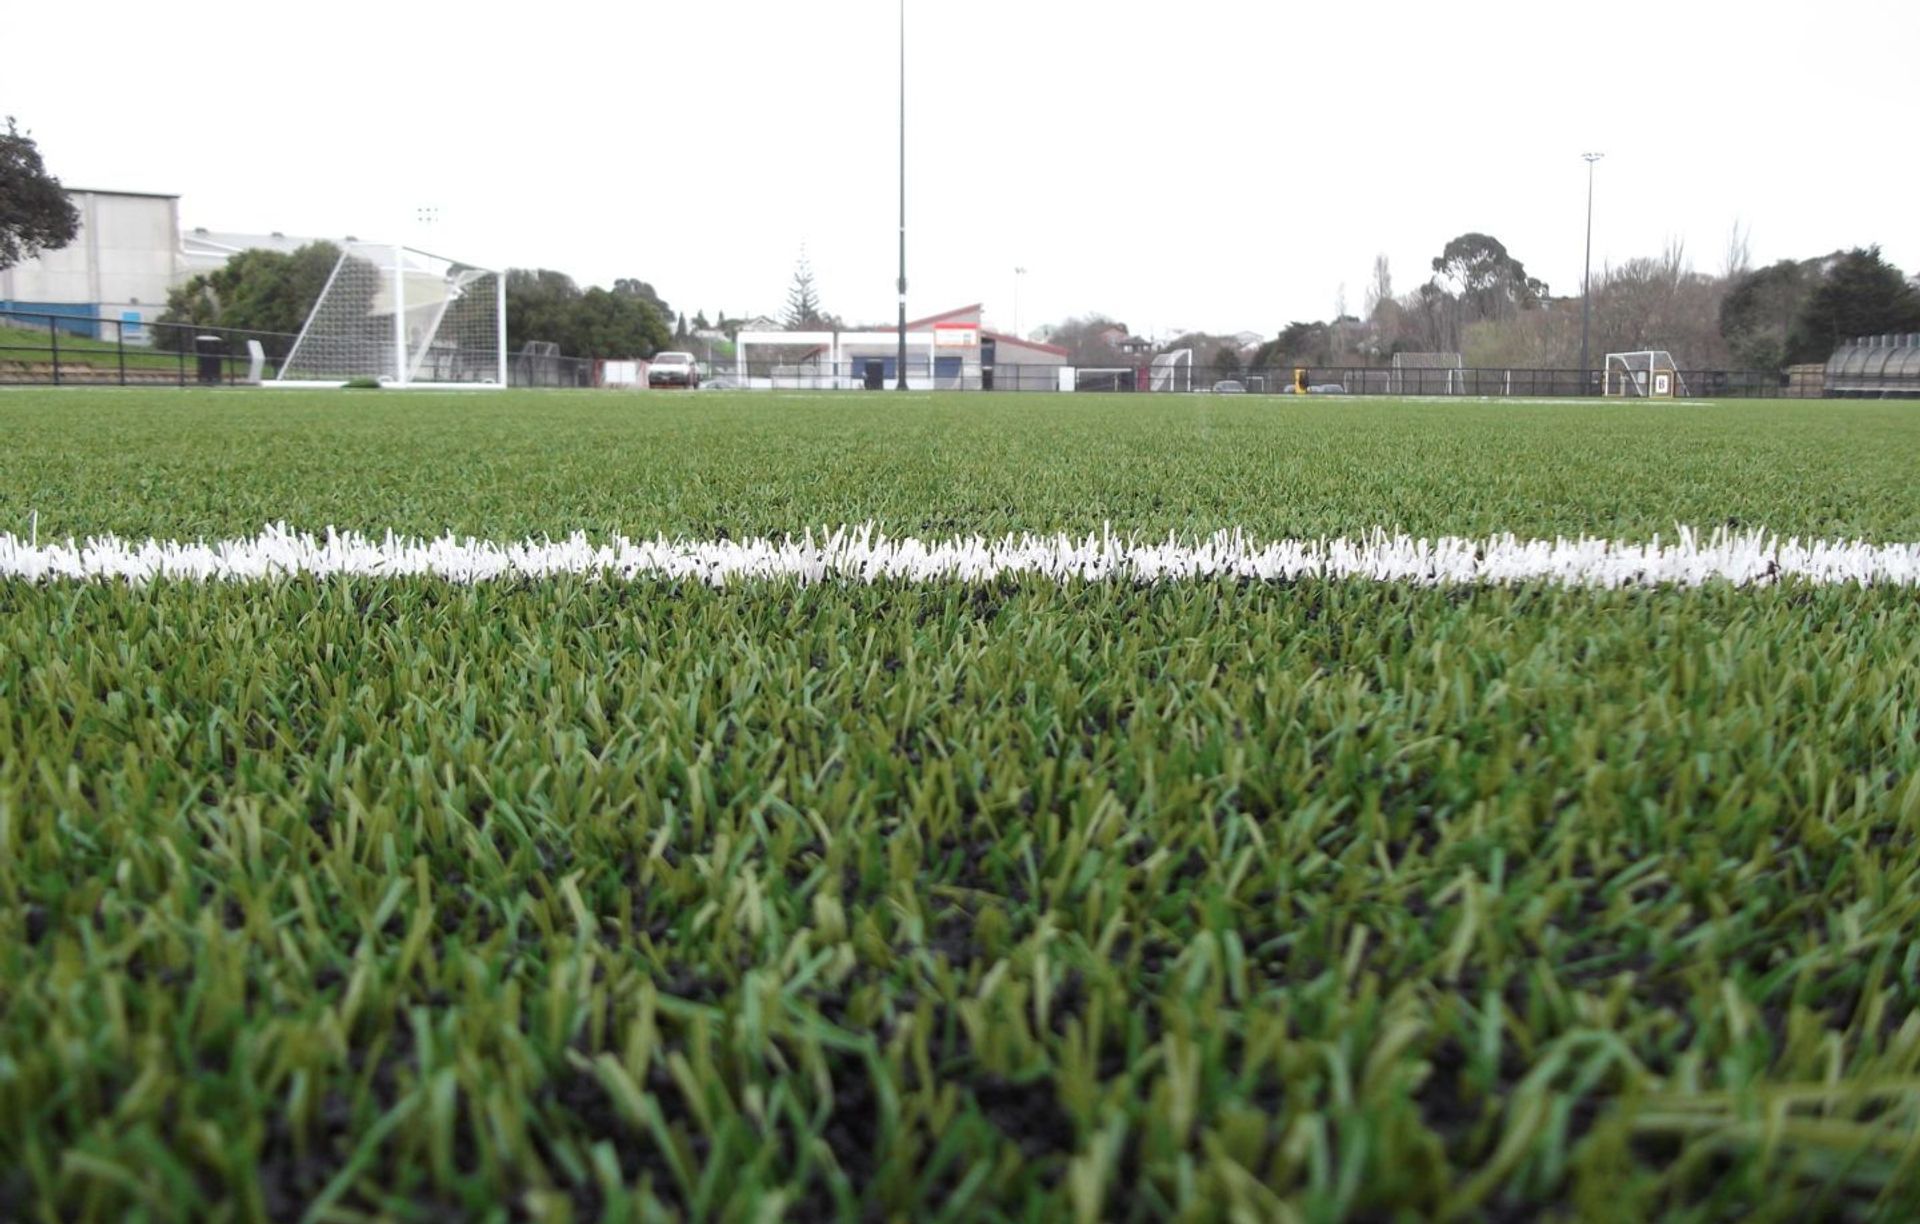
[0,188,182,339]
[180,228,342,277]
[841,304,1070,390]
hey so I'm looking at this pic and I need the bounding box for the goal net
[1149,349,1193,392]
[1603,350,1688,398]
[1390,352,1463,395]
[278,244,505,387]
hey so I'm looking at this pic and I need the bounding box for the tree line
[1268,233,1919,373]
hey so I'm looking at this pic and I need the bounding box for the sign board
[934,323,980,348]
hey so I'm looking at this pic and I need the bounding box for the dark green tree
[563,287,670,358]
[692,309,710,331]
[611,278,673,328]
[151,241,341,358]
[1719,259,1813,371]
[0,117,79,272]
[1431,233,1546,322]
[784,254,826,330]
[1213,344,1242,376]
[504,268,583,353]
[1785,247,1920,364]
[1253,320,1332,369]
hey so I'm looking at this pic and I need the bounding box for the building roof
[65,187,180,200]
[986,330,1070,357]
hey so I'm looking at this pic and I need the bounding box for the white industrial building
[0,188,183,339]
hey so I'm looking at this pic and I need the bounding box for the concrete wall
[0,191,182,330]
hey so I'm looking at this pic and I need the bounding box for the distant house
[1231,330,1266,351]
[731,314,782,338]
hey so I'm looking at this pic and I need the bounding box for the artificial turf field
[1,389,1918,1221]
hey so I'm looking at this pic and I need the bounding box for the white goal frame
[1390,352,1464,395]
[275,243,507,389]
[1149,348,1193,392]
[1603,350,1689,398]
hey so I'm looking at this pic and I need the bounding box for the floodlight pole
[895,0,908,391]
[1014,266,1027,337]
[1579,152,1603,392]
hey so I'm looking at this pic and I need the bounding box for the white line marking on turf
[2,525,1916,587]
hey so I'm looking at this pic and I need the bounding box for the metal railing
[0,307,1848,398]
[0,307,297,387]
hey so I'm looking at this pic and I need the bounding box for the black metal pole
[1579,152,1601,390]
[895,0,908,391]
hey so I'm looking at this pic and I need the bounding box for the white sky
[9,0,1915,338]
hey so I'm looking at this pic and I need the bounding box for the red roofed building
[849,303,1070,390]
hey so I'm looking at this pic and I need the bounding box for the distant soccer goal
[277,244,505,388]
[1390,352,1463,395]
[1604,350,1688,398]
[1149,349,1193,393]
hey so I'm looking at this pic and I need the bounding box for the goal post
[1149,349,1193,393]
[1603,350,1688,398]
[276,243,506,388]
[1390,352,1463,395]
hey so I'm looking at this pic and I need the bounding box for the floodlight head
[1582,152,1605,164]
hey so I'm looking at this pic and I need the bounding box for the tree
[1587,239,1729,369]
[1719,260,1811,371]
[151,241,342,358]
[0,117,79,272]
[1252,320,1331,369]
[784,253,826,330]
[504,268,583,353]
[611,278,673,328]
[1431,233,1545,323]
[566,287,670,358]
[505,269,670,357]
[1036,314,1129,364]
[1786,247,1920,365]
[693,309,710,331]
[1212,344,1242,376]
[1364,255,1393,319]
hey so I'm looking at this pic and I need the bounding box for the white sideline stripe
[2,525,1917,587]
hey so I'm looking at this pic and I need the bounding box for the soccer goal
[1149,348,1193,392]
[1603,350,1688,398]
[1390,352,1463,395]
[277,244,505,388]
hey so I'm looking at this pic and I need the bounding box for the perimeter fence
[2,307,1876,397]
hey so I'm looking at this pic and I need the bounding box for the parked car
[647,352,701,389]
[1211,379,1246,394]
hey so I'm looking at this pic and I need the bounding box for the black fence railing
[0,307,301,387]
[1,306,1854,398]
[707,359,1829,398]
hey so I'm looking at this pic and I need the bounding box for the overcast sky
[11,0,1915,338]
